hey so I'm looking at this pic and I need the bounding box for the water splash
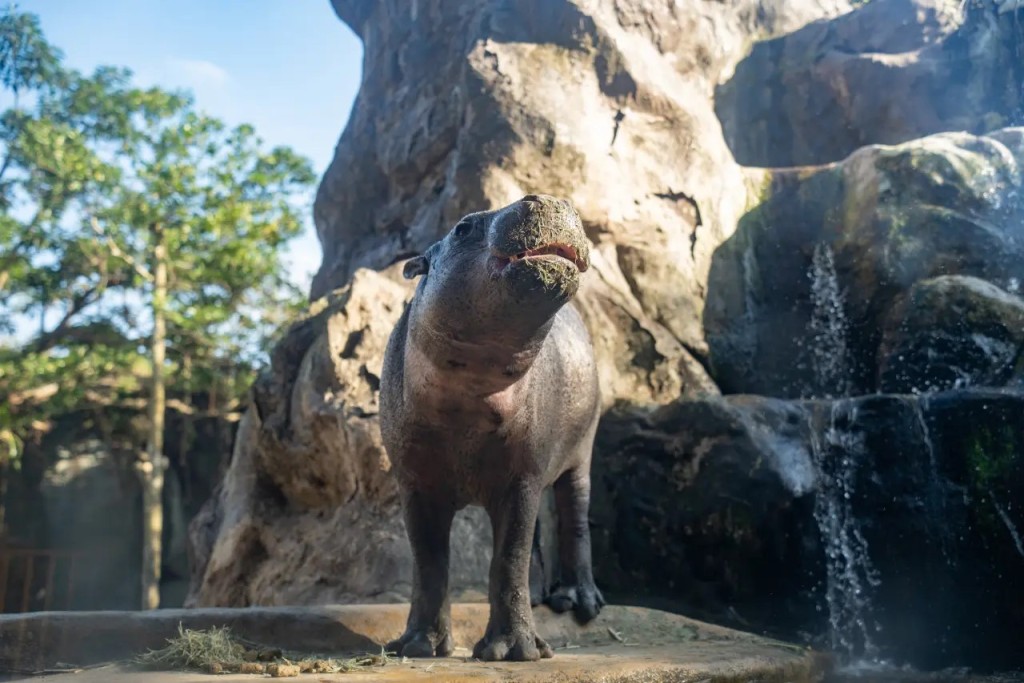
[742,239,759,325]
[910,396,955,565]
[727,237,763,383]
[989,490,1024,559]
[740,238,760,362]
[803,244,880,659]
[809,400,882,661]
[805,243,853,399]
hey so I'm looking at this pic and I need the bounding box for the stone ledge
[0,603,830,682]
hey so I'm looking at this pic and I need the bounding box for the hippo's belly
[389,413,562,508]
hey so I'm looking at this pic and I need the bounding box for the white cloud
[165,58,230,89]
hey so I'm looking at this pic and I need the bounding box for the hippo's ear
[403,255,429,280]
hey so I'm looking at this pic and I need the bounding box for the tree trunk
[140,223,168,610]
[179,353,194,506]
[0,460,8,537]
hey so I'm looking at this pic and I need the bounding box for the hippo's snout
[488,195,591,277]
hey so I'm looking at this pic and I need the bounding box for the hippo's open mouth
[492,243,589,273]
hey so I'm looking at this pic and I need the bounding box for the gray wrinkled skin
[380,194,604,662]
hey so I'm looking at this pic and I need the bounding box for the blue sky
[22,0,364,292]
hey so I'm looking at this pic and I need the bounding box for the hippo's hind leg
[529,517,548,607]
[386,488,456,658]
[474,481,554,662]
[547,467,605,622]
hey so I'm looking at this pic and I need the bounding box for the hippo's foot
[473,629,554,661]
[385,629,454,658]
[547,579,606,622]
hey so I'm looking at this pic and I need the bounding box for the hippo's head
[402,194,591,367]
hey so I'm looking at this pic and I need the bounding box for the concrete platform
[0,603,830,681]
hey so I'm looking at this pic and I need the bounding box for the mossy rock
[706,127,1024,398]
[879,275,1024,392]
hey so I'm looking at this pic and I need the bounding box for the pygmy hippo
[380,194,605,662]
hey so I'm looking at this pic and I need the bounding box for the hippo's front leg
[386,488,456,658]
[474,481,554,662]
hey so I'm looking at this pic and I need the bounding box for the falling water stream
[804,243,883,663]
[808,400,882,662]
[806,243,852,399]
[910,395,956,565]
[801,241,1021,676]
[989,490,1024,558]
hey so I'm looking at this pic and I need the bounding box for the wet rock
[829,391,1024,671]
[590,395,821,636]
[878,275,1024,392]
[706,128,1024,398]
[592,389,1024,670]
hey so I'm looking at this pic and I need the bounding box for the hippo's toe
[473,630,554,661]
[547,580,606,623]
[386,629,453,658]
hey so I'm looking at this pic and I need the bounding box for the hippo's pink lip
[493,243,588,272]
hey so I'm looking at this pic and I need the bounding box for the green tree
[0,7,315,608]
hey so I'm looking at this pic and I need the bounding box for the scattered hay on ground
[135,623,391,675]
[136,624,247,671]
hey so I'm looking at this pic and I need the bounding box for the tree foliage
[0,7,315,465]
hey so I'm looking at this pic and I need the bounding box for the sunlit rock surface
[717,0,1024,167]
[189,0,1024,672]
[190,0,853,610]
[188,267,492,607]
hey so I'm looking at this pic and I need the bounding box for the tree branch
[5,382,59,408]
[0,236,30,293]
[31,284,107,353]
[0,91,23,186]
[166,397,242,420]
[1,206,57,293]
[89,216,153,282]
[33,321,134,350]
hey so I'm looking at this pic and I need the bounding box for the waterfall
[803,242,881,659]
[805,243,853,399]
[910,396,954,565]
[809,400,882,661]
[989,490,1024,559]
[736,237,761,378]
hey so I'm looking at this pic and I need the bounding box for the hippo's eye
[453,221,472,238]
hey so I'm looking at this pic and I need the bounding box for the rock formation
[592,388,1024,670]
[716,0,1024,168]
[187,267,494,606]
[189,0,1024,670]
[706,127,1024,397]
[190,0,853,610]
